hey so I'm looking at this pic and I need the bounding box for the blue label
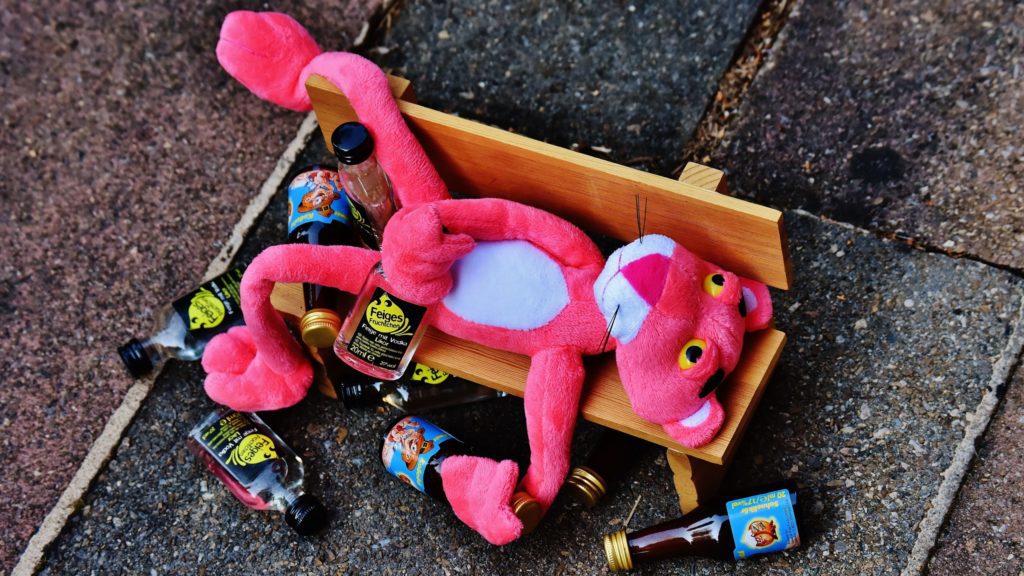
[286,168,351,233]
[727,489,800,560]
[381,416,454,494]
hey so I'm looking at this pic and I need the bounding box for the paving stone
[927,366,1024,576]
[712,0,1024,268]
[0,1,379,571]
[37,189,1024,574]
[374,0,762,176]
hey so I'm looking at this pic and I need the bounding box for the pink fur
[208,11,774,545]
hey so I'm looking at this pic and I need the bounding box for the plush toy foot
[441,455,522,545]
[202,326,313,411]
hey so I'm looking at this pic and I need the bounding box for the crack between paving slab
[11,112,319,576]
[901,296,1024,576]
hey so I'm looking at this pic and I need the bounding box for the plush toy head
[595,235,772,447]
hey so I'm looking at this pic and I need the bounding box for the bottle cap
[285,494,328,535]
[510,491,543,535]
[300,309,342,348]
[117,338,154,378]
[331,122,375,165]
[564,466,607,508]
[603,529,633,572]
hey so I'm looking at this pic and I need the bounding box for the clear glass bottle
[187,408,327,535]
[380,415,543,535]
[604,487,800,571]
[333,263,433,380]
[331,122,396,250]
[340,362,508,412]
[118,266,246,377]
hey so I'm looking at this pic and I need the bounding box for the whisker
[599,304,620,354]
[634,194,649,242]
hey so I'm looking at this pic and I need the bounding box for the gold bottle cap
[564,466,607,508]
[604,529,633,572]
[300,309,341,348]
[510,492,543,535]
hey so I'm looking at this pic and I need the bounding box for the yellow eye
[678,339,706,370]
[703,273,725,297]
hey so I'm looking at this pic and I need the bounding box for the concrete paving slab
[36,194,1024,574]
[373,0,762,176]
[0,1,380,571]
[927,366,1024,576]
[711,0,1024,269]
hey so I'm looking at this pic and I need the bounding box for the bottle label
[409,363,451,385]
[286,169,351,234]
[345,195,381,250]
[346,287,428,371]
[195,410,283,486]
[171,267,245,342]
[381,416,455,494]
[727,489,801,560]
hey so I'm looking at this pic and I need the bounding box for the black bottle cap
[117,338,153,378]
[285,494,328,535]
[330,122,375,165]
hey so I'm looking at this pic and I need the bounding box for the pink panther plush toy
[204,11,773,545]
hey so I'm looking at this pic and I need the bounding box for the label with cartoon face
[171,267,245,342]
[381,416,457,494]
[195,410,283,487]
[726,489,800,560]
[346,288,428,371]
[286,168,351,234]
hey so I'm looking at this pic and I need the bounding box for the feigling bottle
[331,122,395,251]
[564,429,649,507]
[118,266,246,377]
[286,166,362,348]
[187,409,327,535]
[603,487,800,571]
[340,363,508,413]
[380,416,542,534]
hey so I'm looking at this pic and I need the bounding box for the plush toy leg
[520,347,587,510]
[440,456,523,545]
[202,244,379,411]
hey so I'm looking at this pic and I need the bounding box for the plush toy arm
[217,11,448,207]
[202,244,380,411]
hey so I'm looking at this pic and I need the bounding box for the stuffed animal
[205,11,773,545]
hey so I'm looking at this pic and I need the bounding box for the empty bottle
[380,415,542,534]
[331,122,396,250]
[118,266,246,377]
[286,166,361,348]
[564,429,649,507]
[187,408,327,535]
[603,487,800,571]
[340,363,507,413]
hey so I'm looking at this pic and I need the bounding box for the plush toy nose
[621,253,671,305]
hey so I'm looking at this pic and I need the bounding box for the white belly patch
[443,240,569,330]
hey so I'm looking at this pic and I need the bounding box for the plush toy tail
[216,10,449,207]
[202,244,380,411]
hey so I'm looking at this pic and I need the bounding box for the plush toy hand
[440,456,523,545]
[202,326,313,411]
[381,204,475,305]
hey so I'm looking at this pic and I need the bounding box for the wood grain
[306,75,792,290]
[680,161,729,195]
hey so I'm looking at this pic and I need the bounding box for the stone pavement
[9,0,1024,575]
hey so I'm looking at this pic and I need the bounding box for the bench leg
[666,450,727,514]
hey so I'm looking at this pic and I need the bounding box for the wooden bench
[272,73,792,514]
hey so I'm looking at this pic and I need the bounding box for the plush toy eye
[703,273,725,297]
[678,339,706,370]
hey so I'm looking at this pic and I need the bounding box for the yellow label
[188,287,226,330]
[226,433,278,467]
[411,363,451,385]
[365,293,413,336]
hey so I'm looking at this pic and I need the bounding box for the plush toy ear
[739,278,773,331]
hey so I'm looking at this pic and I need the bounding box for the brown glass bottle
[564,429,648,507]
[604,487,800,571]
[286,166,362,348]
[380,416,542,534]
